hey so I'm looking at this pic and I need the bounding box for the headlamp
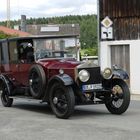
[78,69,90,82]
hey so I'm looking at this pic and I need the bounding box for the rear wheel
[0,81,13,107]
[49,83,75,119]
[105,79,130,114]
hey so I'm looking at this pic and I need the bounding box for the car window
[18,42,34,63]
[33,38,77,60]
[1,42,9,64]
[9,41,18,63]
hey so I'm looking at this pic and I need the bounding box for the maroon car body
[0,36,130,119]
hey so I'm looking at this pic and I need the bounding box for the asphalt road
[0,99,140,140]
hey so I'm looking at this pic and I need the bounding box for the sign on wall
[41,26,60,32]
[101,16,113,40]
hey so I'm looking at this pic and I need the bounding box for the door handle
[16,64,19,68]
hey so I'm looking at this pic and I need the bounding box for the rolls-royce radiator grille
[78,67,102,85]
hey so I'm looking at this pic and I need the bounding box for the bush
[81,48,98,56]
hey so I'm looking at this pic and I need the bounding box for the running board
[9,96,45,104]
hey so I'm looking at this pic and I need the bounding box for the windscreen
[33,38,77,60]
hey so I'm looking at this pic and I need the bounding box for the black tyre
[29,65,46,99]
[105,79,130,114]
[49,83,75,119]
[0,81,13,107]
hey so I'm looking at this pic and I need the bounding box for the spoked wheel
[49,83,75,119]
[29,65,46,99]
[0,81,13,107]
[105,79,130,114]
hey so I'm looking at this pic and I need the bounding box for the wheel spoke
[30,71,41,94]
[58,98,68,104]
[117,93,124,99]
[112,99,123,108]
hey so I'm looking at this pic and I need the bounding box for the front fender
[49,74,74,86]
[42,74,74,102]
[113,69,129,80]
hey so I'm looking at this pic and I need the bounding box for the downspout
[97,0,100,66]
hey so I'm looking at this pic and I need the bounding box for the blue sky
[0,0,97,21]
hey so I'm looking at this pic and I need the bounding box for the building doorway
[111,45,130,84]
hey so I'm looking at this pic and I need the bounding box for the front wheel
[0,81,13,107]
[105,79,130,114]
[49,83,75,119]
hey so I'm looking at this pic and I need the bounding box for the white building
[98,0,140,94]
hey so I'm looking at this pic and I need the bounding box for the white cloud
[0,0,97,21]
[41,7,76,15]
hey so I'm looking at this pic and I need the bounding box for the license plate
[82,84,102,91]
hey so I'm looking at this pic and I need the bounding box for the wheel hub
[53,97,58,104]
[112,85,122,95]
[29,79,33,85]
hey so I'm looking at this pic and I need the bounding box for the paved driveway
[0,99,140,140]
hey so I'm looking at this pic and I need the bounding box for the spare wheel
[29,65,46,99]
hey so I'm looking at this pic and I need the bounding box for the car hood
[37,58,82,69]
[37,58,99,79]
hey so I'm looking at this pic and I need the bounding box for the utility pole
[7,0,10,28]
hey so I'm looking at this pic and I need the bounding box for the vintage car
[0,35,130,119]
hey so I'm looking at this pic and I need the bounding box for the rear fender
[0,75,13,95]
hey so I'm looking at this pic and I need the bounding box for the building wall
[100,40,140,94]
[26,24,80,36]
[99,0,140,40]
[99,0,140,94]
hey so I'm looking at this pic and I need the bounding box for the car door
[8,40,21,85]
[18,63,33,86]
[17,41,35,86]
[8,40,33,86]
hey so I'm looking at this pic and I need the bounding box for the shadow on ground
[11,101,110,119]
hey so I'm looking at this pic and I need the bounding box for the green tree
[0,14,98,55]
[80,15,97,49]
